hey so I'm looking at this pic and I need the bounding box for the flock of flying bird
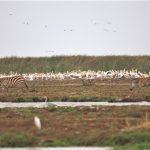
[9,10,117,33]
[7,9,119,130]
[8,9,118,55]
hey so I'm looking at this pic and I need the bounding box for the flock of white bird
[0,69,149,81]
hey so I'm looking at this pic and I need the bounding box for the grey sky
[0,1,150,57]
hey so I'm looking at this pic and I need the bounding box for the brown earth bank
[0,79,150,147]
[0,106,150,147]
[0,78,150,102]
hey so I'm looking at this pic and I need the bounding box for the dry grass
[0,78,149,102]
[0,79,150,146]
[123,112,150,131]
[0,106,150,146]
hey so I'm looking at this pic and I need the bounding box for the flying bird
[107,21,111,25]
[64,29,74,32]
[22,22,30,25]
[94,22,99,25]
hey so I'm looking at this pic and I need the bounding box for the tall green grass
[0,55,150,73]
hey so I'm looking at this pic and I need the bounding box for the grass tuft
[0,132,38,147]
[104,130,150,146]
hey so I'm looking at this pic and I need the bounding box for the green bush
[40,140,70,147]
[114,143,150,150]
[105,130,150,146]
[39,137,94,147]
[61,96,114,102]
[47,106,78,113]
[0,132,38,147]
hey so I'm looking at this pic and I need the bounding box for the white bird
[43,96,47,102]
[34,116,41,130]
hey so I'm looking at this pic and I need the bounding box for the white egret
[34,116,41,130]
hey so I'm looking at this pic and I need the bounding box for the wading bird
[34,116,41,130]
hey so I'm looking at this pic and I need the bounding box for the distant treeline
[0,55,150,74]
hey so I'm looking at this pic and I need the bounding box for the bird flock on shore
[0,69,149,81]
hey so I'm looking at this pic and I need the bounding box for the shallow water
[0,101,150,108]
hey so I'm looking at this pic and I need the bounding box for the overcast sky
[0,1,150,57]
